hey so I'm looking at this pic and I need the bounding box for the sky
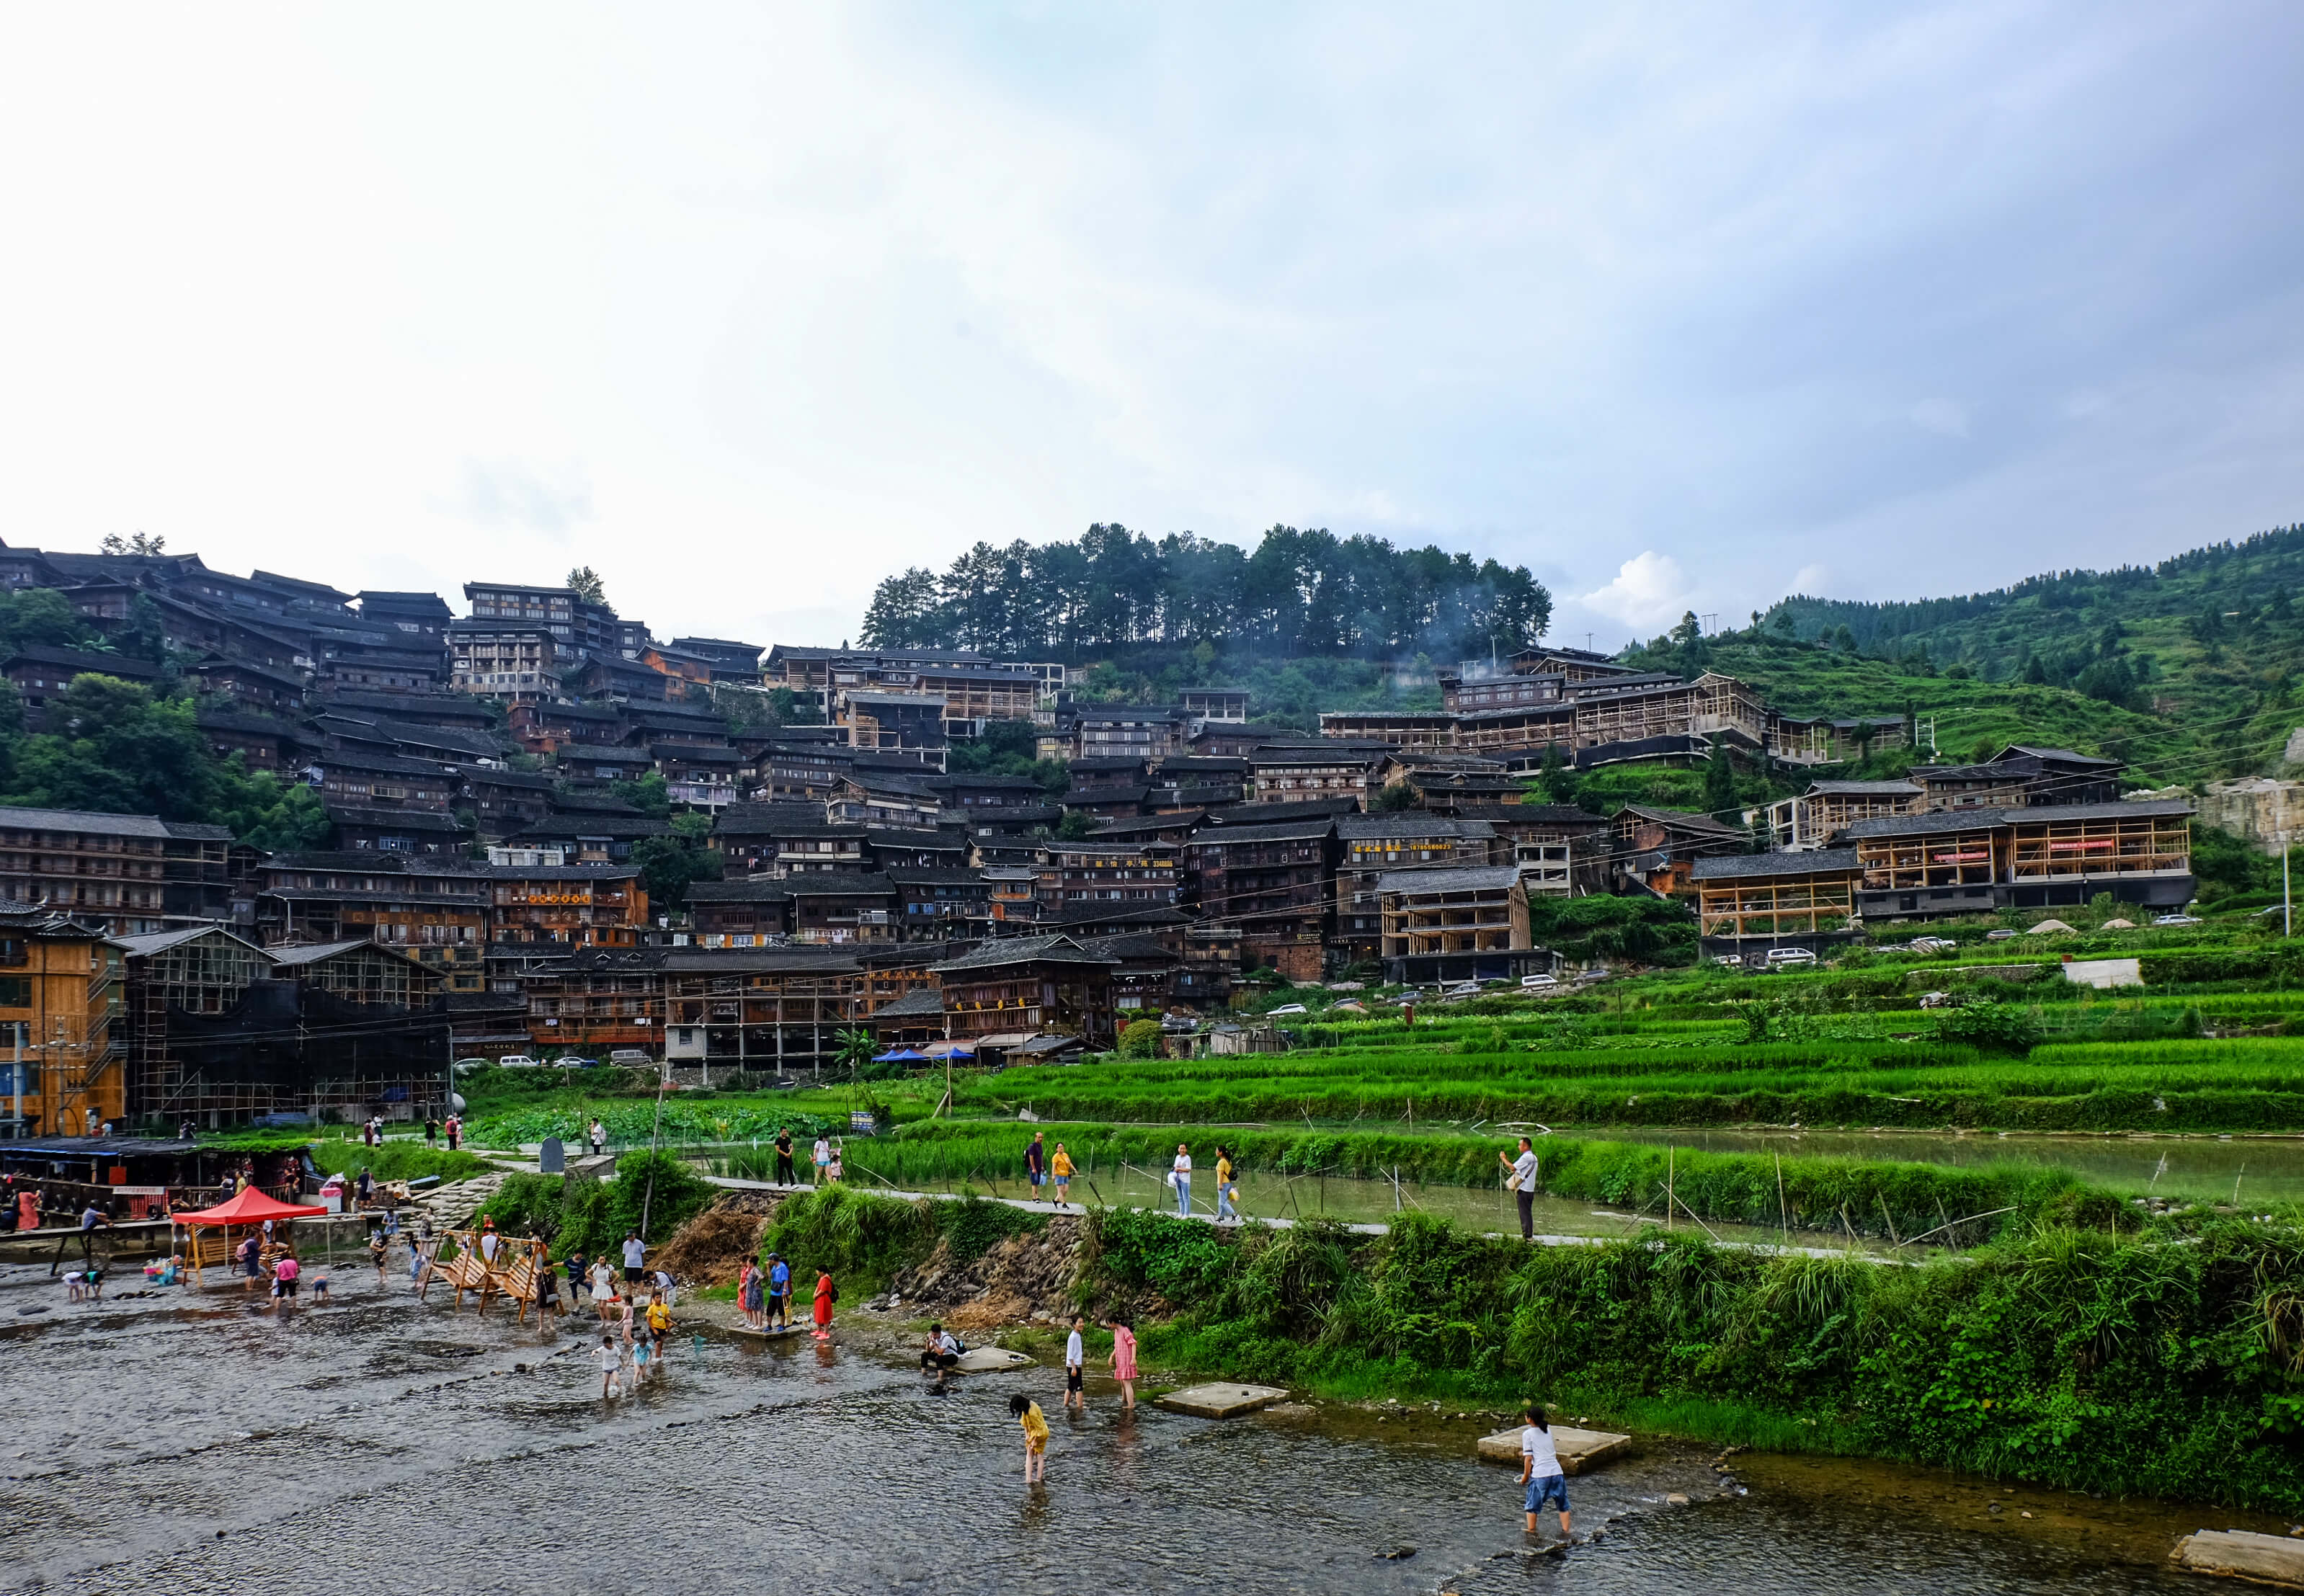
[3,4,2301,654]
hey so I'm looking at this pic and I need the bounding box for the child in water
[1010,1393,1049,1484]
[597,1334,621,1398]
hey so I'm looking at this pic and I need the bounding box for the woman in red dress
[811,1269,835,1339]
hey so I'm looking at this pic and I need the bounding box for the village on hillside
[0,538,2225,1137]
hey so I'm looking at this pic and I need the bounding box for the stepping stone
[1157,1382,1286,1418]
[1475,1425,1634,1474]
[953,1347,1034,1373]
[2171,1530,2304,1588]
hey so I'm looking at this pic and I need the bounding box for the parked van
[1520,973,1558,989]
[608,1049,655,1067]
[1763,947,1817,968]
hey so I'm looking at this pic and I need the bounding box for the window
[0,978,27,1008]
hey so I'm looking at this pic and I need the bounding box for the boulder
[2171,1530,2304,1588]
[1157,1382,1287,1418]
[1476,1425,1634,1474]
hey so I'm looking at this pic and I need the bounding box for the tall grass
[1086,1208,2304,1515]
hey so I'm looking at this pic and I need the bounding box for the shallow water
[1,1249,2270,1594]
[1593,1127,2304,1207]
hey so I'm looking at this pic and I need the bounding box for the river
[2,1249,2272,1594]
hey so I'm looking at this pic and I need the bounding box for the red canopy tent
[173,1187,327,1226]
[172,1187,328,1283]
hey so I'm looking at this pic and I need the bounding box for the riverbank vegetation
[745,1185,2304,1515]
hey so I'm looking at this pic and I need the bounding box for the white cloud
[1578,550,1696,629]
[1907,398,1972,439]
[452,459,594,535]
[0,6,2298,642]
[1790,562,1833,596]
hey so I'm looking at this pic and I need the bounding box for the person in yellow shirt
[1010,1393,1050,1483]
[645,1294,672,1363]
[1050,1143,1076,1208]
[1214,1145,1238,1222]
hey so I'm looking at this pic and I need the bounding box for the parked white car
[2153,914,2201,926]
[1520,973,1559,989]
[1764,947,1817,967]
[1268,1002,1308,1016]
[496,1054,541,1069]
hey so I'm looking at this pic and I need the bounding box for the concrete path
[682,1172,1883,1262]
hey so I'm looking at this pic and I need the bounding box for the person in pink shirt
[1103,1314,1138,1409]
[271,1252,301,1311]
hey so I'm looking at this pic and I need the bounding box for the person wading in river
[1105,1314,1137,1409]
[1500,1137,1539,1241]
[1064,1313,1087,1411]
[1011,1392,1050,1484]
[1520,1404,1571,1540]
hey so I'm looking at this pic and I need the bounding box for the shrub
[552,1149,716,1255]
[1117,1019,1164,1059]
[1929,1000,2042,1054]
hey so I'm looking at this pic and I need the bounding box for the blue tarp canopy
[872,1048,930,1062]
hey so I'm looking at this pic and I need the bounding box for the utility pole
[2282,788,2292,939]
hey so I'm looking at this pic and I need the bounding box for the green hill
[1749,522,2304,778]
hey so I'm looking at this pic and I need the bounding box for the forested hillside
[860,523,1549,663]
[1755,522,2304,775]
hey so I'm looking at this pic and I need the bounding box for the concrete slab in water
[953,1347,1034,1373]
[729,1324,808,1341]
[1476,1425,1634,1474]
[2172,1530,2304,1588]
[1157,1382,1286,1418]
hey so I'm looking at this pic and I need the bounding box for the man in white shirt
[621,1231,646,1286]
[1519,1404,1571,1538]
[1171,1143,1192,1217]
[1498,1136,1540,1240]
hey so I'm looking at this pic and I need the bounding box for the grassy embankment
[754,1184,2304,1516]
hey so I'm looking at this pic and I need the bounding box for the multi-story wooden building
[1845,799,2194,921]
[661,946,935,1075]
[252,852,492,992]
[488,864,649,949]
[890,869,995,941]
[448,619,564,700]
[1333,815,1505,964]
[1375,865,1541,986]
[783,873,900,945]
[522,947,667,1058]
[682,878,792,946]
[0,807,239,936]
[1763,780,1929,851]
[1072,705,1186,760]
[928,934,1118,1053]
[1181,816,1338,981]
[1689,849,1862,959]
[1035,839,1182,914]
[0,906,123,1136]
[1247,744,1384,806]
[711,804,868,876]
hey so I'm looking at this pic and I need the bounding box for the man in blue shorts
[766,1252,792,1329]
